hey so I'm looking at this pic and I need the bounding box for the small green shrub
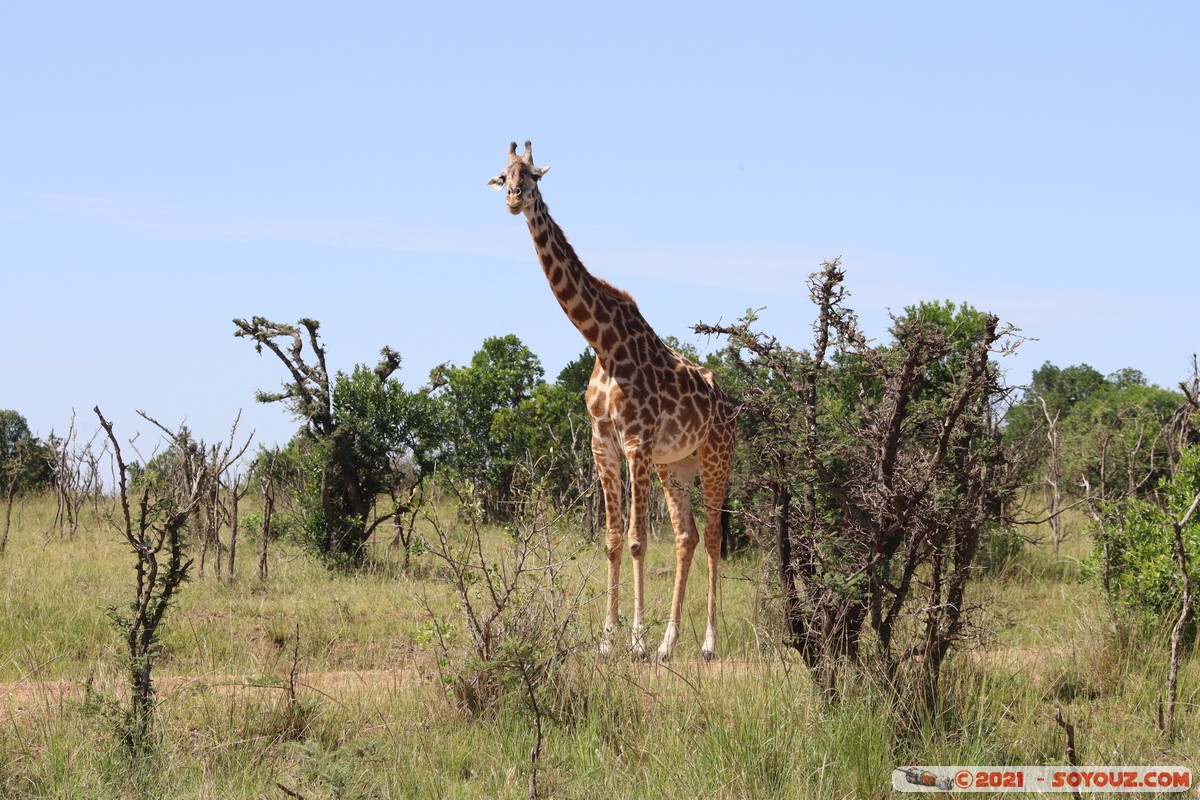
[978,527,1025,573]
[238,510,297,542]
[1088,446,1200,639]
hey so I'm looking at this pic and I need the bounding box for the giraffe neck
[524,194,641,357]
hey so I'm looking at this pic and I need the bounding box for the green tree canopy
[1003,361,1176,489]
[0,409,52,493]
[555,348,594,395]
[437,334,545,518]
[0,410,32,467]
[1061,382,1184,498]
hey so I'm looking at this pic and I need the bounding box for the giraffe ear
[532,165,550,180]
[487,175,505,191]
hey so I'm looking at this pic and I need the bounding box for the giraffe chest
[586,361,711,462]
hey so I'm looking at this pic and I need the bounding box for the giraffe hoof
[654,650,672,664]
[701,649,717,663]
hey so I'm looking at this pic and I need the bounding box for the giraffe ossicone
[489,140,737,662]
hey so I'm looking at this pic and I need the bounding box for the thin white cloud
[594,241,1177,337]
[31,193,527,261]
[596,244,837,294]
[32,193,1177,335]
[594,242,921,297]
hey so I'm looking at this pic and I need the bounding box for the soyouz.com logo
[893,766,1193,793]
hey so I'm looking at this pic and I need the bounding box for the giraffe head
[487,140,550,215]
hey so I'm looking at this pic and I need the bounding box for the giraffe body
[490,142,736,661]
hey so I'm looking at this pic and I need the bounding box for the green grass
[1,493,1197,799]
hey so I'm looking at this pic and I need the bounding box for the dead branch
[1165,488,1200,739]
[1053,704,1082,800]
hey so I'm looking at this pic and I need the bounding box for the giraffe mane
[595,276,636,306]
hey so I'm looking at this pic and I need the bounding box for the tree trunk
[1165,495,1198,738]
[259,491,273,581]
[198,526,209,579]
[1,478,17,553]
[228,481,239,583]
[1040,399,1063,556]
[775,482,803,648]
[213,494,223,580]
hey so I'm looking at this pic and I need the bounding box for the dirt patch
[0,655,783,716]
[0,679,79,714]
[0,667,429,721]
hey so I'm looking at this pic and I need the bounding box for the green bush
[1089,446,1200,639]
[978,527,1025,573]
[238,510,297,542]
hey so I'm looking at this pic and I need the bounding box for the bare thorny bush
[197,436,257,583]
[698,260,1025,711]
[418,456,600,799]
[92,407,250,755]
[46,411,105,539]
[138,413,257,583]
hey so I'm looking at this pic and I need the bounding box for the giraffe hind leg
[699,436,734,661]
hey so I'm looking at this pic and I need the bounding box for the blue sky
[2,2,1197,452]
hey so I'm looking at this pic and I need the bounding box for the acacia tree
[698,261,1023,706]
[234,316,433,566]
[222,459,256,583]
[250,444,309,580]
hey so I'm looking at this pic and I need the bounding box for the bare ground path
[0,667,425,719]
[0,656,789,720]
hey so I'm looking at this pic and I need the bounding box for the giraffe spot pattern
[558,282,579,303]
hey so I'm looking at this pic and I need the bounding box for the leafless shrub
[193,417,255,581]
[93,406,249,754]
[418,463,597,798]
[45,411,104,538]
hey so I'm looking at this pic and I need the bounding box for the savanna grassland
[1,492,1196,799]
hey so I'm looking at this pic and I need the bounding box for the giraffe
[488,141,737,661]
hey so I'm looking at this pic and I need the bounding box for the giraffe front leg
[593,430,624,658]
[626,446,652,661]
